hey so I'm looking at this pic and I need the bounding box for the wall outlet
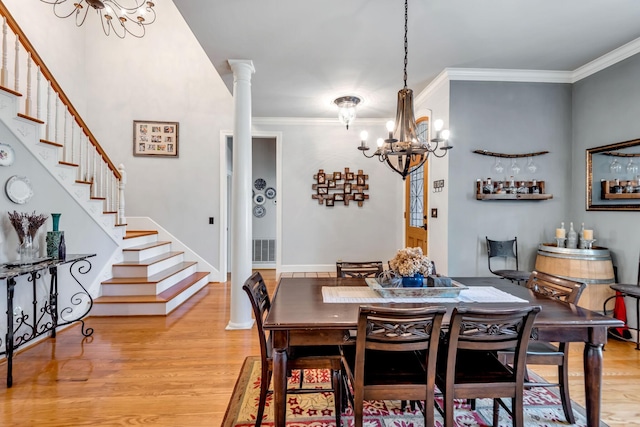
[209,217,214,224]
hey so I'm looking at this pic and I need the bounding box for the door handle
[422,224,428,230]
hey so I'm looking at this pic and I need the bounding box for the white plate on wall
[5,175,34,204]
[0,143,15,166]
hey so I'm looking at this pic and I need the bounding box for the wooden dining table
[263,276,623,427]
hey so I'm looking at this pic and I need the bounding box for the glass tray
[365,277,468,298]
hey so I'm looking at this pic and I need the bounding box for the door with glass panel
[405,116,429,254]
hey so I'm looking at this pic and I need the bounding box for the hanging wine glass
[626,158,639,175]
[492,157,504,175]
[609,158,622,174]
[510,158,521,176]
[526,157,537,174]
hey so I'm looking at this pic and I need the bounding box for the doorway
[404,116,430,255]
[219,131,283,279]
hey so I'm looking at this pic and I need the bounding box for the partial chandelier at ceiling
[40,0,156,39]
[357,0,452,180]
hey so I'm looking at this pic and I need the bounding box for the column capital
[228,59,256,76]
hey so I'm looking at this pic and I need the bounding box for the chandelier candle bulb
[583,229,594,240]
[556,228,566,238]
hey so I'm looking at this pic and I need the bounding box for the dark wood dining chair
[497,270,586,424]
[341,305,446,427]
[486,236,531,284]
[435,306,541,427]
[336,261,384,278]
[242,272,344,427]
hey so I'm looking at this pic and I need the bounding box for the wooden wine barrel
[535,244,615,311]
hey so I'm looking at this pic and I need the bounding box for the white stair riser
[91,302,168,316]
[112,254,184,278]
[123,243,171,262]
[93,275,209,316]
[102,265,199,296]
[165,276,209,314]
[122,234,158,249]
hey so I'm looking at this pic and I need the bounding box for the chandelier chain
[403,0,408,89]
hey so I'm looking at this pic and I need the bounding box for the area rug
[223,356,607,427]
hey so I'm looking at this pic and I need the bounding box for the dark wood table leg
[271,331,289,427]
[584,327,607,427]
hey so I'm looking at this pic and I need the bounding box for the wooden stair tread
[125,230,159,239]
[113,251,183,267]
[96,272,209,304]
[123,241,171,252]
[102,261,197,284]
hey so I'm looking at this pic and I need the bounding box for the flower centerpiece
[388,247,433,288]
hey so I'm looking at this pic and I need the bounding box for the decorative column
[226,59,255,330]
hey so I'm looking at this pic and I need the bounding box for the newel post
[118,163,127,225]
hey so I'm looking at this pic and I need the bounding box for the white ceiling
[172,0,640,120]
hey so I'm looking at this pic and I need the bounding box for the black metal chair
[336,261,384,278]
[604,253,640,350]
[242,272,344,426]
[486,237,531,283]
[497,271,586,424]
[341,305,446,427]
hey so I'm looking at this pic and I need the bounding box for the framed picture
[317,186,328,195]
[317,172,326,184]
[356,174,366,186]
[334,193,344,202]
[354,192,364,201]
[133,120,179,157]
[346,172,354,180]
[344,183,352,194]
[333,172,342,180]
[325,197,335,207]
[328,180,336,188]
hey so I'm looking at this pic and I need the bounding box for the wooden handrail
[0,1,121,180]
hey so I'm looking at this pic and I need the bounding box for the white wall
[253,119,404,272]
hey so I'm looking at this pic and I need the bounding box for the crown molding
[571,36,640,83]
[252,117,388,126]
[443,68,573,83]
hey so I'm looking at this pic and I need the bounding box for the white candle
[556,228,566,238]
[583,229,594,240]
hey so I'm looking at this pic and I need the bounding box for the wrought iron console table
[0,254,96,387]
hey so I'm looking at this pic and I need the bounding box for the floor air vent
[253,239,276,262]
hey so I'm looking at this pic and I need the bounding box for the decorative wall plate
[254,178,266,190]
[5,175,34,204]
[265,187,276,199]
[0,143,15,166]
[253,205,266,218]
[254,193,266,205]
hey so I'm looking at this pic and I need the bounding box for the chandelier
[357,0,451,180]
[40,0,156,39]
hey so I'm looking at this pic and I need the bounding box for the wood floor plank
[1,270,640,426]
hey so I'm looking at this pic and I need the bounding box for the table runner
[321,285,528,303]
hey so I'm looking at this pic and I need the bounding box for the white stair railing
[0,4,126,226]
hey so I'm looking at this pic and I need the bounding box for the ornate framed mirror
[586,138,640,211]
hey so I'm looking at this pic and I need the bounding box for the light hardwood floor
[1,271,639,426]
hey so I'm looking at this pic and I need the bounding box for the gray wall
[447,81,573,276]
[252,137,276,240]
[572,54,640,283]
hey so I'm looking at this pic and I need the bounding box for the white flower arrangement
[389,247,433,277]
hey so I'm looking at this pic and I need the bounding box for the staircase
[92,230,211,316]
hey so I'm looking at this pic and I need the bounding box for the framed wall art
[133,120,179,157]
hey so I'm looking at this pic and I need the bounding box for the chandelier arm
[360,149,378,159]
[46,0,83,19]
